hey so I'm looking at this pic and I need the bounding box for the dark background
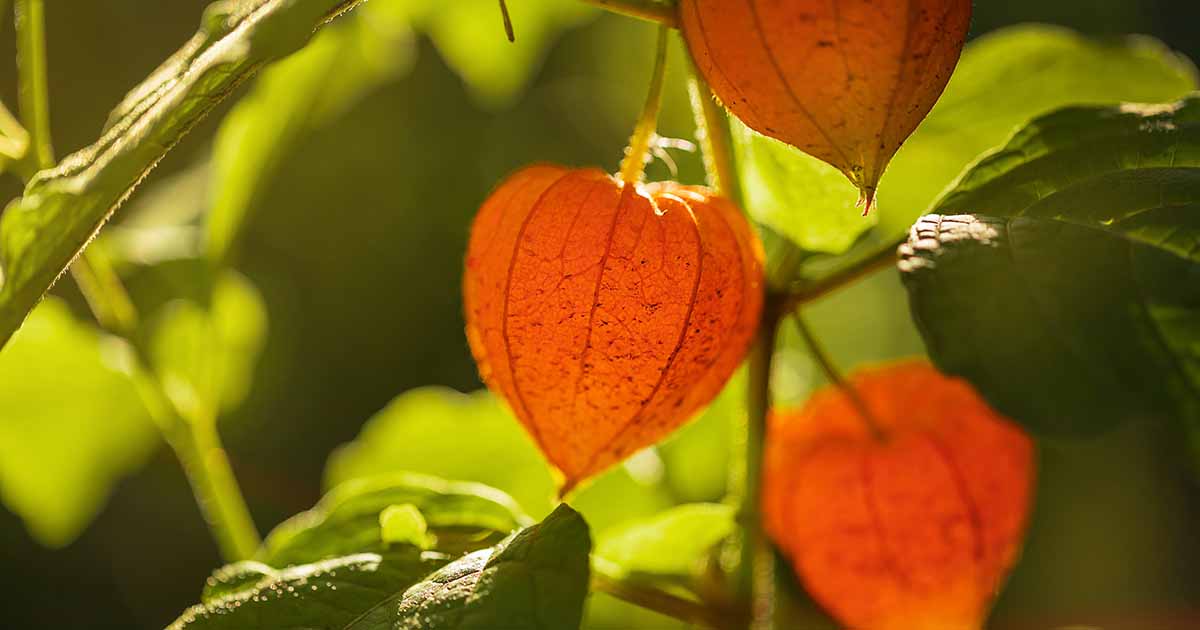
[2,1,1200,628]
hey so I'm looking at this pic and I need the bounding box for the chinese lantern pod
[680,0,972,206]
[464,165,764,491]
[763,361,1034,630]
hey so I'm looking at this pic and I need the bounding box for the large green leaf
[595,503,735,587]
[148,271,267,423]
[899,102,1199,442]
[901,97,1200,445]
[172,506,590,628]
[0,0,369,350]
[902,215,1195,437]
[170,551,450,629]
[930,96,1200,260]
[206,0,417,264]
[782,24,1197,281]
[325,387,673,532]
[260,472,529,567]
[0,299,157,546]
[395,504,591,630]
[171,482,587,629]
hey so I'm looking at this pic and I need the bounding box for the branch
[782,235,904,311]
[581,0,677,27]
[0,0,365,349]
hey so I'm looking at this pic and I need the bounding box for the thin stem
[581,0,677,27]
[173,416,262,562]
[619,24,670,184]
[686,61,742,203]
[14,0,53,169]
[783,235,903,310]
[791,312,884,440]
[734,297,783,630]
[592,559,741,629]
[70,247,139,338]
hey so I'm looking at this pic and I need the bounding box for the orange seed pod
[464,165,765,492]
[763,361,1034,630]
[679,0,972,208]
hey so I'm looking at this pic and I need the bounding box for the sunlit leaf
[259,472,528,567]
[149,271,267,422]
[207,1,418,263]
[0,299,157,546]
[596,503,735,586]
[734,123,878,254]
[0,0,369,350]
[409,0,596,108]
[325,387,675,532]
[171,476,574,629]
[395,504,591,630]
[170,550,450,629]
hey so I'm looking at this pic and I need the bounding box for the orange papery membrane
[680,0,972,209]
[763,361,1035,630]
[464,165,764,493]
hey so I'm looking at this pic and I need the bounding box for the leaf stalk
[619,24,671,185]
[581,0,677,27]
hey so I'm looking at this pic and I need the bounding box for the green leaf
[734,120,878,255]
[325,387,674,532]
[395,504,591,630]
[172,496,588,630]
[879,25,1197,235]
[259,472,528,567]
[655,368,742,503]
[784,24,1198,280]
[901,96,1200,446]
[901,214,1198,437]
[596,503,735,586]
[170,550,450,630]
[930,96,1200,260]
[409,0,595,108]
[207,1,417,264]
[0,0,368,350]
[0,299,157,546]
[380,504,435,549]
[171,476,564,629]
[149,271,267,422]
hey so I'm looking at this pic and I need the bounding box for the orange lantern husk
[465,165,764,492]
[763,360,1035,630]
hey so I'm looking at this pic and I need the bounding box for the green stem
[783,236,903,310]
[174,416,262,562]
[14,0,53,169]
[619,24,670,184]
[582,0,677,26]
[687,47,780,629]
[735,297,783,630]
[70,247,139,337]
[791,312,883,439]
[592,559,742,629]
[687,62,742,203]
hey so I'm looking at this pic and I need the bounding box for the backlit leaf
[0,299,157,546]
[0,0,370,349]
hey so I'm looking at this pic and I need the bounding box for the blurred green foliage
[0,0,1198,628]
